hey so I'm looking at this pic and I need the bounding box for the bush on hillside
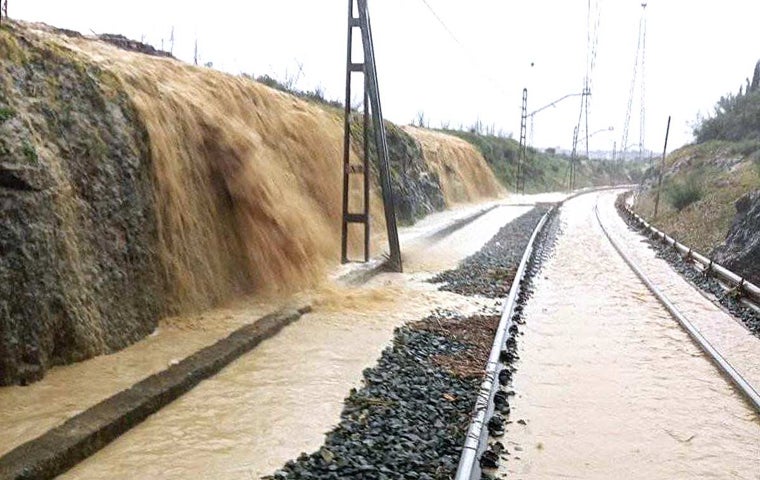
[666,176,704,211]
[694,84,760,144]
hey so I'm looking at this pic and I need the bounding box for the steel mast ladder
[340,0,402,271]
[516,88,528,194]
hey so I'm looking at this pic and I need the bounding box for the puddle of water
[502,192,760,479]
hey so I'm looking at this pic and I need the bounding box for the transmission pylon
[568,83,590,192]
[516,88,528,194]
[569,126,579,191]
[340,0,402,271]
[621,2,648,162]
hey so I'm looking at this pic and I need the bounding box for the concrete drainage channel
[0,307,311,480]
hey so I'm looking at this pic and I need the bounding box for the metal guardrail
[620,201,760,306]
[597,203,760,413]
[454,208,551,480]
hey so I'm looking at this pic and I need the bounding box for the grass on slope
[634,141,760,254]
[440,130,638,193]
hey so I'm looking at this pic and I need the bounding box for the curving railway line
[457,190,760,480]
[2,190,757,480]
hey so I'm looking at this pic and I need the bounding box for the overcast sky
[13,0,760,153]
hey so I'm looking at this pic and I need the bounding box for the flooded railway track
[457,190,760,480]
[3,191,757,480]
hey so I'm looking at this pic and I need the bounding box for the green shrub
[666,176,703,211]
[729,139,760,157]
[22,142,38,162]
[0,106,14,123]
[693,76,760,144]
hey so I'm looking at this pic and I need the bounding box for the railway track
[595,200,760,412]
[454,190,760,480]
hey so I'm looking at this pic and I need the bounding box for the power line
[621,3,648,161]
[416,0,510,99]
[419,0,468,52]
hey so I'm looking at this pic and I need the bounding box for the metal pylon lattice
[341,0,402,271]
[621,2,648,161]
[516,88,528,194]
[569,126,579,192]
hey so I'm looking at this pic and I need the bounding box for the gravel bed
[429,207,549,298]
[268,208,559,480]
[479,207,561,476]
[267,317,489,480]
[616,196,760,338]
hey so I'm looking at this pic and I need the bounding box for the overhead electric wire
[639,8,647,162]
[622,7,644,159]
[416,0,511,100]
[622,3,648,161]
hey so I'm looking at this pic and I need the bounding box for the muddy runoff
[20,203,529,479]
[501,192,760,479]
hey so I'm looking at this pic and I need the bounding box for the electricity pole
[340,0,401,271]
[653,116,671,218]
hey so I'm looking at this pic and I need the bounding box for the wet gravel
[268,206,560,480]
[429,207,549,298]
[617,196,760,338]
[267,323,483,480]
[479,207,561,477]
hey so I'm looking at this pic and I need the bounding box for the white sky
[13,0,760,152]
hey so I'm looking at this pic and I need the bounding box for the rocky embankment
[0,23,162,386]
[633,58,760,282]
[0,21,504,385]
[713,190,760,286]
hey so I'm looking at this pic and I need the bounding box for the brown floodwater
[59,202,532,479]
[0,297,277,458]
[502,192,760,479]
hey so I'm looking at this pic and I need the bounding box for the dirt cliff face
[0,21,506,385]
[0,24,163,385]
[713,191,760,285]
[402,126,505,205]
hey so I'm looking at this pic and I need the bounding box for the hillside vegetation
[441,130,638,192]
[634,60,760,280]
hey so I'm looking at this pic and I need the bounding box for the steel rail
[595,202,760,413]
[621,202,760,305]
[454,208,551,480]
[453,186,635,480]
